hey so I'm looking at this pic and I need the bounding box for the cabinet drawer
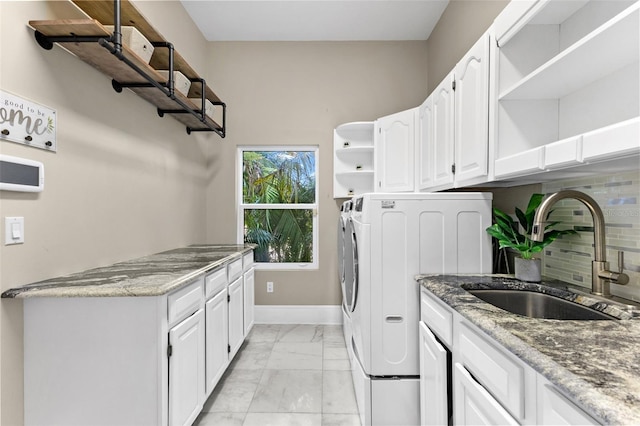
[168,277,204,327]
[537,378,599,425]
[228,258,243,282]
[454,363,518,426]
[205,267,227,299]
[243,251,254,271]
[456,321,525,420]
[420,289,453,348]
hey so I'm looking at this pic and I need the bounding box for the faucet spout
[531,190,606,261]
[530,190,628,297]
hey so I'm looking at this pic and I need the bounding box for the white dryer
[338,199,355,359]
[348,192,493,426]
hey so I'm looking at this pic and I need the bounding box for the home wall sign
[0,90,57,152]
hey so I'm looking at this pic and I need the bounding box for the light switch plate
[5,217,24,245]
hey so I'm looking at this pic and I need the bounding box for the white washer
[338,199,355,360]
[348,192,493,426]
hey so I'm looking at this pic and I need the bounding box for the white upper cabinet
[431,71,456,189]
[454,32,491,184]
[493,0,640,180]
[333,122,375,198]
[375,108,417,192]
[417,96,435,190]
[419,31,491,192]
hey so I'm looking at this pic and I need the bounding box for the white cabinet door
[454,363,518,426]
[417,96,435,190]
[537,378,599,425]
[454,32,490,184]
[243,267,255,336]
[431,72,455,189]
[205,289,229,396]
[419,322,449,426]
[169,309,205,426]
[375,108,416,192]
[228,277,244,359]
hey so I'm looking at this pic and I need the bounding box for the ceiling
[180,1,449,41]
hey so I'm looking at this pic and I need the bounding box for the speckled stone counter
[417,274,640,425]
[1,244,253,298]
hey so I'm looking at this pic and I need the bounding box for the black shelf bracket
[32,0,226,138]
[156,77,226,138]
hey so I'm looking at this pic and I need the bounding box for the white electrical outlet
[267,281,274,293]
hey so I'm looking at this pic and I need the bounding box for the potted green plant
[486,193,578,282]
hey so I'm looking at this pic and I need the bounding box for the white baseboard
[254,305,343,325]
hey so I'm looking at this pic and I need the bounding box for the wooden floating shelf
[30,0,225,137]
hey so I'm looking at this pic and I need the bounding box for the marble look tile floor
[194,324,361,426]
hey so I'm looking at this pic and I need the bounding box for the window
[237,147,318,270]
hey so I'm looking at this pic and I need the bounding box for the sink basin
[467,289,617,320]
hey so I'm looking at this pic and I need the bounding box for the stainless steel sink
[467,289,617,320]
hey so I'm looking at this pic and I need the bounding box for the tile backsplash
[541,171,640,302]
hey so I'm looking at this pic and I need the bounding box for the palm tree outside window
[237,147,318,270]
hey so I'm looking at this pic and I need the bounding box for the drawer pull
[386,315,404,323]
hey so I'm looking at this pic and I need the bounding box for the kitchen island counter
[2,244,253,298]
[417,274,640,425]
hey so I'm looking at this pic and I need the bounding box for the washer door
[345,217,358,313]
[337,216,346,286]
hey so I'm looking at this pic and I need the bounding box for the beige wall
[426,0,508,93]
[0,1,517,423]
[204,41,429,305]
[0,2,212,424]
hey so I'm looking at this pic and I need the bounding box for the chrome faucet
[530,190,629,297]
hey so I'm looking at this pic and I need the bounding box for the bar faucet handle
[616,251,630,285]
[618,251,625,273]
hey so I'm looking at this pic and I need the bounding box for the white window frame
[236,146,319,270]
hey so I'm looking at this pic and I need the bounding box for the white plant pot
[514,257,542,282]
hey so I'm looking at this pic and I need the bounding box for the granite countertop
[1,244,253,298]
[417,274,640,425]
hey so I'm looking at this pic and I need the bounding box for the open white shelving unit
[493,0,639,180]
[333,121,375,198]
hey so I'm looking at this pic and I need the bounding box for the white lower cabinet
[454,363,518,426]
[22,250,254,426]
[228,276,244,359]
[419,322,449,426]
[456,321,529,421]
[419,287,599,426]
[243,267,255,336]
[205,288,229,395]
[169,309,206,426]
[537,378,599,426]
